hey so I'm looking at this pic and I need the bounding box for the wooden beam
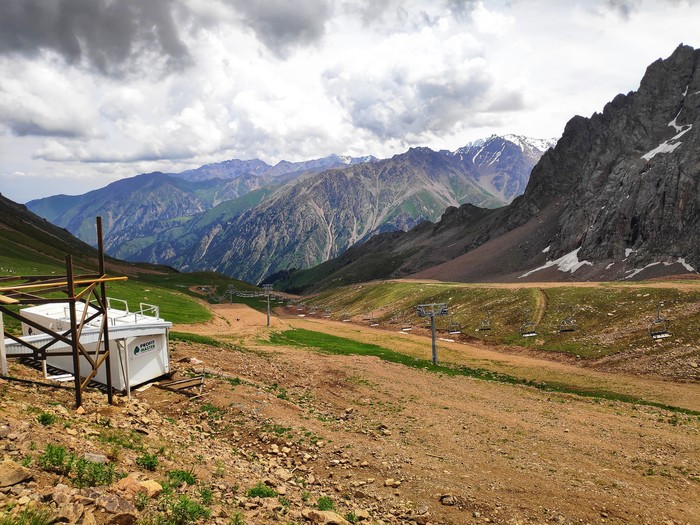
[0,275,127,294]
[0,295,19,305]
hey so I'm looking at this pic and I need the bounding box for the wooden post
[66,256,82,408]
[96,217,114,404]
[0,312,7,376]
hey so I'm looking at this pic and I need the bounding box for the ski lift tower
[263,284,273,327]
[416,303,449,365]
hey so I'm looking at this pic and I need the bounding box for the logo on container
[132,339,157,357]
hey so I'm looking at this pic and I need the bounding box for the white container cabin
[1,298,172,394]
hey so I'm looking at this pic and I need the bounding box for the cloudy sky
[1,0,699,203]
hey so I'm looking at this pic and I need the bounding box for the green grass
[245,482,277,498]
[98,428,144,451]
[170,332,223,346]
[37,412,56,426]
[269,328,700,415]
[0,506,55,525]
[316,496,335,511]
[38,443,73,475]
[164,494,211,524]
[37,444,117,487]
[136,453,159,471]
[72,457,117,488]
[166,469,197,488]
[104,280,211,324]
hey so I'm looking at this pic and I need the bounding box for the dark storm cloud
[604,0,641,19]
[0,0,191,77]
[231,0,331,58]
[7,119,83,139]
[446,0,479,18]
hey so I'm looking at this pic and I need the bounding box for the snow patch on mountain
[518,248,593,279]
[676,257,696,272]
[641,114,693,161]
[501,134,557,153]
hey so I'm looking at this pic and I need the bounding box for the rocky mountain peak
[506,43,700,278]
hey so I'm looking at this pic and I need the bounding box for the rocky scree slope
[0,344,469,525]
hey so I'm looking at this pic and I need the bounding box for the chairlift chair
[558,307,577,333]
[323,308,332,318]
[401,320,413,331]
[520,309,537,337]
[341,311,351,322]
[447,322,462,335]
[649,303,671,339]
[520,321,537,337]
[477,318,491,331]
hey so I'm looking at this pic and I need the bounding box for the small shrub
[36,412,55,426]
[38,443,74,475]
[136,453,159,471]
[228,513,245,525]
[98,429,142,451]
[72,458,116,488]
[0,506,55,525]
[198,484,213,505]
[227,377,242,387]
[301,490,310,503]
[316,496,334,511]
[134,491,150,511]
[345,511,358,524]
[167,494,210,525]
[200,403,221,418]
[245,482,277,498]
[167,469,196,488]
[278,496,290,507]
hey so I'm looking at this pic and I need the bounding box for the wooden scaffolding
[0,217,126,407]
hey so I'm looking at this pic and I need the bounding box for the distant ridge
[26,137,550,283]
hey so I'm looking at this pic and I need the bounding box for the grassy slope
[297,280,700,359]
[269,328,699,415]
[0,244,252,326]
[0,196,254,327]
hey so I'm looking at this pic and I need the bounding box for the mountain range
[9,45,700,291]
[273,44,700,292]
[26,135,553,283]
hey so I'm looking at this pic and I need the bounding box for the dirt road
[170,303,700,524]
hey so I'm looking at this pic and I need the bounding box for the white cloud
[1,0,700,202]
[0,57,99,138]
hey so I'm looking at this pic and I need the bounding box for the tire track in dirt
[532,287,548,324]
